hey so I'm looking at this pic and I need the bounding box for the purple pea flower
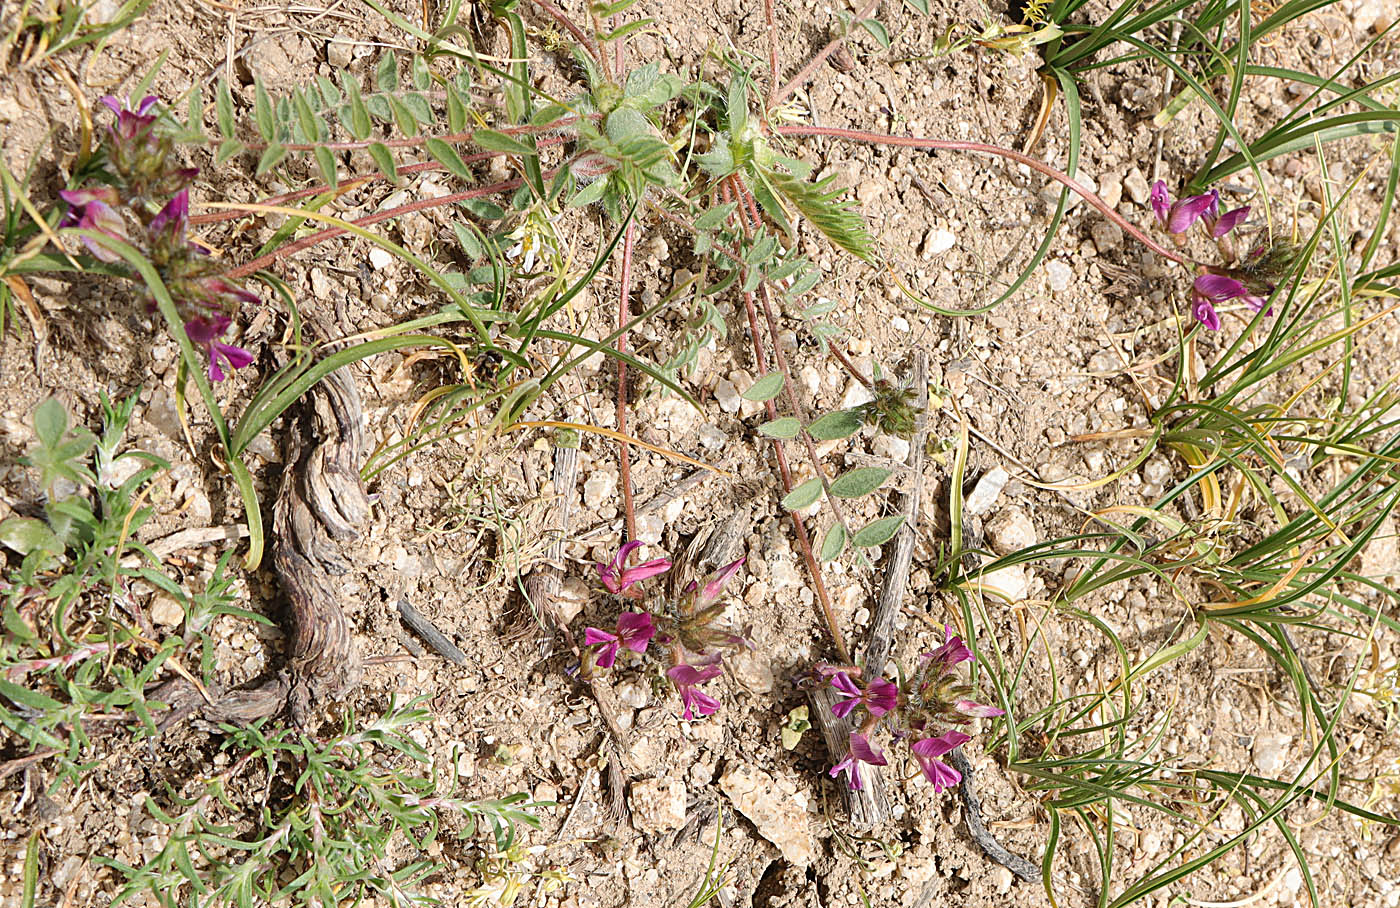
[667,662,722,719]
[596,540,671,594]
[60,188,127,261]
[1190,273,1268,331]
[911,730,971,792]
[830,672,899,719]
[1205,204,1250,238]
[829,732,888,791]
[1150,180,1170,224]
[149,188,189,246]
[692,556,746,608]
[184,315,254,382]
[923,624,973,676]
[954,698,1006,719]
[583,611,656,668]
[1167,189,1219,234]
[101,94,159,143]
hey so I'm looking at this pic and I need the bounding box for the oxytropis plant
[821,627,1003,792]
[1148,180,1294,332]
[60,95,259,381]
[583,542,746,719]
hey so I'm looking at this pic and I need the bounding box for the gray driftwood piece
[808,352,929,828]
[203,366,370,727]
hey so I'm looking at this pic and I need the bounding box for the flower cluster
[582,542,747,720]
[59,95,258,382]
[1150,180,1279,333]
[823,626,1003,792]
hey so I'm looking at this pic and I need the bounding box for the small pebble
[921,228,956,258]
[964,466,1010,515]
[1046,260,1073,293]
[368,248,394,270]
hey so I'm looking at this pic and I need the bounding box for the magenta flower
[667,662,722,719]
[1205,204,1250,238]
[184,315,253,382]
[149,188,189,245]
[1190,273,1268,331]
[596,540,671,594]
[830,672,899,719]
[829,732,888,791]
[1150,180,1170,224]
[911,730,971,792]
[101,94,159,143]
[954,698,1005,718]
[1150,181,1249,238]
[923,625,973,676]
[60,188,127,262]
[693,556,745,608]
[583,611,656,668]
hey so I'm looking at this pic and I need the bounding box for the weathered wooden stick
[808,352,929,828]
[205,366,369,727]
[862,350,929,678]
[397,597,469,665]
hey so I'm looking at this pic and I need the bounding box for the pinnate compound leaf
[781,478,822,510]
[852,515,905,547]
[742,373,784,401]
[828,467,890,498]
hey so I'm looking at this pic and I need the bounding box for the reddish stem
[224,172,538,279]
[190,137,572,227]
[727,176,851,665]
[215,117,584,154]
[768,0,880,109]
[527,0,608,79]
[775,125,1194,267]
[764,0,779,98]
[616,221,638,542]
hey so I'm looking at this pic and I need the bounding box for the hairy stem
[217,117,585,154]
[775,125,1193,266]
[724,177,851,664]
[617,221,638,542]
[768,0,880,109]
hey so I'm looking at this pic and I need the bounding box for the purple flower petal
[1150,180,1170,224]
[865,677,899,717]
[1191,294,1221,332]
[583,627,617,646]
[911,731,970,791]
[924,625,973,675]
[698,556,746,607]
[208,340,253,382]
[848,732,887,767]
[954,698,1005,718]
[616,611,656,654]
[1194,273,1249,301]
[1167,191,1218,234]
[150,189,189,243]
[1211,205,1249,237]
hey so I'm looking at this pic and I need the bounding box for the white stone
[720,766,814,866]
[714,378,741,414]
[582,471,616,510]
[1046,259,1073,293]
[975,563,1029,602]
[698,423,726,450]
[986,507,1036,555]
[1040,171,1096,211]
[629,777,687,834]
[841,379,875,410]
[150,594,184,628]
[799,366,822,397]
[368,247,394,270]
[554,577,589,625]
[872,434,910,462]
[890,315,910,332]
[1253,732,1291,776]
[771,558,802,589]
[921,228,956,258]
[964,466,1010,515]
[1125,168,1151,206]
[326,34,354,68]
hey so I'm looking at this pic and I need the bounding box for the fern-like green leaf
[761,168,875,264]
